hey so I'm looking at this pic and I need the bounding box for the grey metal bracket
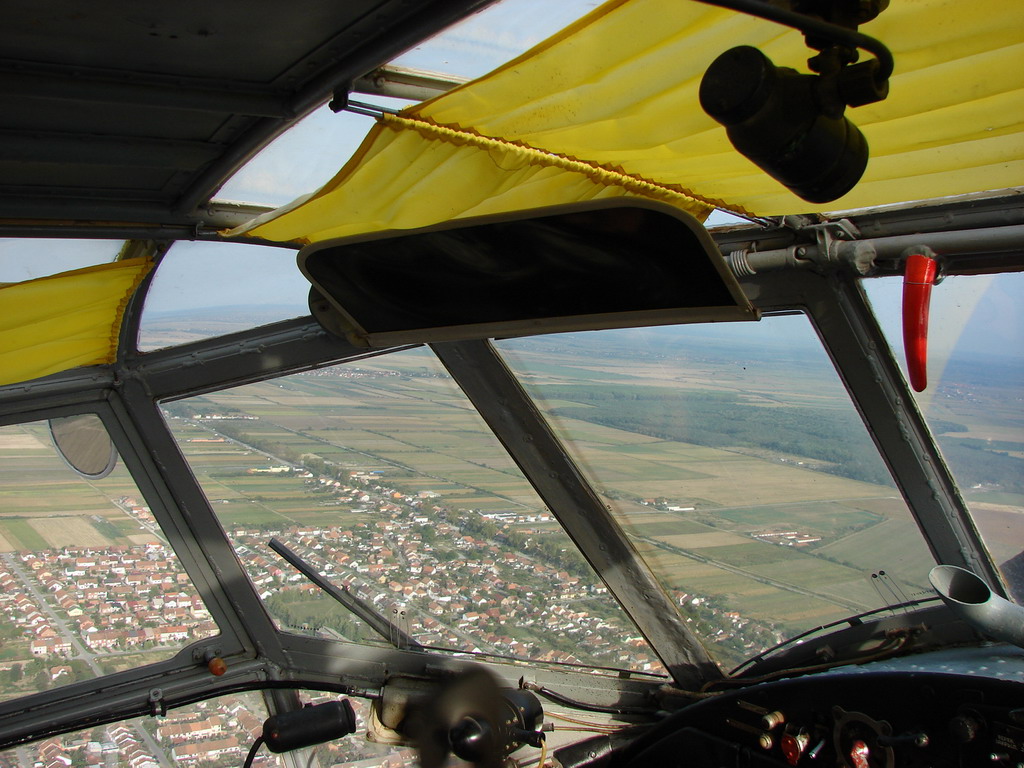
[725,216,876,277]
[811,218,876,275]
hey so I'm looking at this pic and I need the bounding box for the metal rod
[352,65,469,101]
[727,224,1024,277]
[269,538,422,651]
[343,99,401,116]
[836,224,1024,271]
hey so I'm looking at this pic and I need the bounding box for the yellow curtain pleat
[235,0,1023,243]
[0,258,152,386]
[236,118,714,244]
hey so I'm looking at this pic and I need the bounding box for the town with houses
[0,436,783,767]
[231,467,660,670]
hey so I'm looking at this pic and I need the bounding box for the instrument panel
[606,646,1024,768]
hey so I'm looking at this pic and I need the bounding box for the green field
[0,425,147,551]
[0,519,49,550]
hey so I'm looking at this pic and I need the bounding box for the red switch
[849,738,870,768]
[781,730,809,766]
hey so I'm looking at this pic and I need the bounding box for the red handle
[902,252,938,392]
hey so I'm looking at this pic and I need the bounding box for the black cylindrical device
[699,45,868,204]
[263,699,358,753]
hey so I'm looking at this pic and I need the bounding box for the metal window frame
[432,339,722,689]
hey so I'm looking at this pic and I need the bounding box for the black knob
[949,714,983,744]
[877,731,929,748]
[450,715,496,762]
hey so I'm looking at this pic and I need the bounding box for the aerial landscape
[1,309,1020,766]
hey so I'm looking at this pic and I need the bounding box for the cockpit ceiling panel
[0,0,493,224]
[237,0,1024,244]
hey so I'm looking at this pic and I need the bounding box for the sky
[865,272,1024,370]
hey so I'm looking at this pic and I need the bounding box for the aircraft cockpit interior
[1,1,1021,767]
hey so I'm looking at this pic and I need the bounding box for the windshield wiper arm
[269,537,422,651]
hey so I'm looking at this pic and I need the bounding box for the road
[2,553,103,676]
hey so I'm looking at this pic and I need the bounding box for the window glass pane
[496,317,937,670]
[162,348,666,674]
[0,717,174,768]
[0,419,217,704]
[137,241,310,351]
[864,273,1024,599]
[215,106,387,209]
[0,239,123,283]
[216,0,602,209]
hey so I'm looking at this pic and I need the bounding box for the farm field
[0,425,155,552]
[152,323,1018,643]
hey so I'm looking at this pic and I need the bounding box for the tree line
[538,384,905,486]
[533,383,1023,494]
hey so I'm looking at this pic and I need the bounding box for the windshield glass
[864,272,1024,601]
[137,241,309,351]
[161,347,666,675]
[0,690,407,767]
[495,314,938,670]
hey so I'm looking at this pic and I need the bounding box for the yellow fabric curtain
[238,116,715,243]
[235,0,1024,243]
[0,258,152,386]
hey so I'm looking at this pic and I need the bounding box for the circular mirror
[49,413,118,479]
